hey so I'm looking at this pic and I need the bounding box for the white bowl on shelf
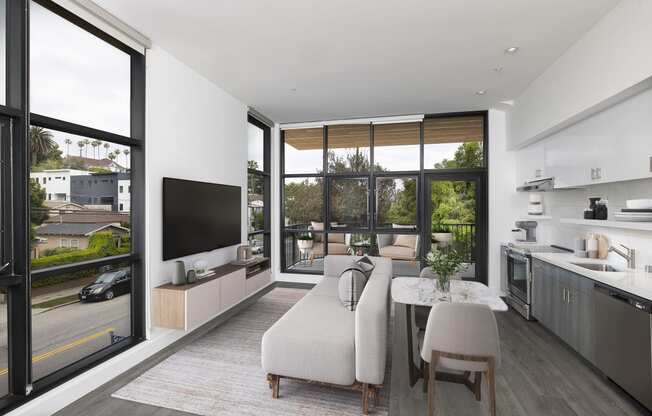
[626,199,652,210]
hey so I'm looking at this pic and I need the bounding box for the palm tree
[123,149,130,168]
[29,126,56,166]
[77,141,84,157]
[103,143,110,158]
[81,139,91,158]
[107,152,116,162]
[91,140,102,159]
[64,138,72,157]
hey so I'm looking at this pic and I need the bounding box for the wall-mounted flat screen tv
[163,177,241,260]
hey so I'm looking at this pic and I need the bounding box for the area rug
[113,288,391,415]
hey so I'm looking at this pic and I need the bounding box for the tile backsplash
[531,178,652,270]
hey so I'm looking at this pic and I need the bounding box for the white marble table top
[391,277,508,311]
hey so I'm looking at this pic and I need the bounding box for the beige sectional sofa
[261,255,392,414]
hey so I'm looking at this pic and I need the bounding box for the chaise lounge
[261,255,392,414]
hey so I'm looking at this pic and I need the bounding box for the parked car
[79,268,131,302]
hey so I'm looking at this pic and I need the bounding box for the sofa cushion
[379,245,416,260]
[262,293,356,385]
[310,276,340,297]
[338,265,368,311]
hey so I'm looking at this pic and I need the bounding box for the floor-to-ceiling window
[0,0,145,410]
[280,113,487,281]
[247,114,271,259]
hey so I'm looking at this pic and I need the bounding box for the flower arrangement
[425,248,464,293]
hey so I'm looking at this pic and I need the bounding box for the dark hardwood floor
[57,288,647,416]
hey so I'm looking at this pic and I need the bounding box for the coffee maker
[514,221,537,243]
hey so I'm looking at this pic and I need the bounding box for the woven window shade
[327,125,370,149]
[284,128,323,150]
[373,122,420,147]
[424,116,483,144]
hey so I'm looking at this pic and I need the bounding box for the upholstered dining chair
[419,302,501,416]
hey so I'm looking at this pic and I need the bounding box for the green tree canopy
[30,126,61,166]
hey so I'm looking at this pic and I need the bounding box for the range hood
[516,177,555,192]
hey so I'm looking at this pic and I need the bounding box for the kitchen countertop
[532,252,652,301]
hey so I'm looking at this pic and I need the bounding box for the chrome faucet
[609,244,636,269]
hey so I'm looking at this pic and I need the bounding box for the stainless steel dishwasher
[594,284,652,410]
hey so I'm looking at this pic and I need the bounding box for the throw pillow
[338,264,368,311]
[394,234,417,248]
[356,256,375,277]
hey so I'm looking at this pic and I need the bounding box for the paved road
[0,295,130,396]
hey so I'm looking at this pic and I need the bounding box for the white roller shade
[52,0,150,54]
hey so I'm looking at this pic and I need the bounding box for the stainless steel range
[501,243,571,320]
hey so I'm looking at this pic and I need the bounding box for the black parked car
[79,268,131,302]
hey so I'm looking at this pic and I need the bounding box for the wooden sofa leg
[362,383,369,415]
[270,374,280,399]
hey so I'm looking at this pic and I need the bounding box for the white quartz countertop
[531,252,652,301]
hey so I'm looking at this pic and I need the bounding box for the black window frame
[280,111,488,277]
[0,0,146,411]
[247,114,271,260]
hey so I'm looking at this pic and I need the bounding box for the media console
[153,258,271,331]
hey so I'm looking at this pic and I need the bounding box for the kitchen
[500,78,652,412]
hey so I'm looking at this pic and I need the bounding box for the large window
[247,115,271,259]
[0,0,145,408]
[280,114,487,279]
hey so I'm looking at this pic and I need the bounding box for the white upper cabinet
[515,141,546,186]
[525,87,652,189]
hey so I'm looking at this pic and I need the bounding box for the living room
[3,1,652,416]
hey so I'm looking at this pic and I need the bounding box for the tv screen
[163,177,241,260]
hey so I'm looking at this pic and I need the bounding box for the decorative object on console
[172,261,186,286]
[194,260,208,275]
[237,245,253,262]
[528,193,544,215]
[186,269,197,284]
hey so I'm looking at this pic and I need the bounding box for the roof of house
[45,211,130,224]
[35,222,129,236]
[43,201,87,210]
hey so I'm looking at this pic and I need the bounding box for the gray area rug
[113,288,391,415]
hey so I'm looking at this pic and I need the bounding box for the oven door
[507,251,531,303]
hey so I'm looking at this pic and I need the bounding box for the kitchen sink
[570,262,623,272]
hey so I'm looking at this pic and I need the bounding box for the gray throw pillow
[338,264,368,311]
[356,256,375,277]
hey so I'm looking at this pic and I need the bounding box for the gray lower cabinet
[531,259,595,364]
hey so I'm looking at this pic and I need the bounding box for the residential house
[33,222,130,256]
[30,169,90,202]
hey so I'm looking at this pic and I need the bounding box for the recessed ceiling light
[505,46,519,54]
[493,66,504,73]
[475,90,486,95]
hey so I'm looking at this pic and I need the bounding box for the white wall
[509,0,652,148]
[487,109,520,292]
[145,46,249,331]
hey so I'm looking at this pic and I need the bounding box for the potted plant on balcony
[425,247,463,296]
[296,234,314,250]
[431,224,453,246]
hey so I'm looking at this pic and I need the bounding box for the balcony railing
[431,223,476,263]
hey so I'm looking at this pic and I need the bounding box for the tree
[91,140,102,159]
[107,152,116,162]
[248,160,259,170]
[123,149,130,168]
[77,141,84,157]
[29,126,59,166]
[103,142,110,158]
[64,138,72,157]
[81,139,91,158]
[30,179,48,244]
[283,178,323,226]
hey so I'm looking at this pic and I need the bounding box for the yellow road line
[0,327,115,376]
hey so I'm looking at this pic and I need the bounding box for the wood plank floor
[57,289,648,416]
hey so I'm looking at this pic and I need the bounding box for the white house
[30,169,89,202]
[118,179,131,212]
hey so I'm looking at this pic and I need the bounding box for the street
[0,294,131,396]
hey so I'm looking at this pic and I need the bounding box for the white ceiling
[96,0,619,123]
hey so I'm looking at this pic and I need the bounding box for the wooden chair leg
[428,352,439,416]
[422,361,429,394]
[362,383,369,415]
[473,371,482,401]
[487,357,496,416]
[271,374,280,399]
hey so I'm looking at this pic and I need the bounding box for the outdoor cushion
[394,234,417,248]
[379,245,416,260]
[328,233,346,244]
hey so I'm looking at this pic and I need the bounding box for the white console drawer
[246,269,271,295]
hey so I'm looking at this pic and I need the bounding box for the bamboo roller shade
[283,116,483,150]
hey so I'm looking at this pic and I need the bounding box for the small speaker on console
[172,260,186,285]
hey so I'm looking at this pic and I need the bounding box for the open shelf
[560,218,652,231]
[519,215,552,220]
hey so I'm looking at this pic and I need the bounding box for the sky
[29,1,131,165]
